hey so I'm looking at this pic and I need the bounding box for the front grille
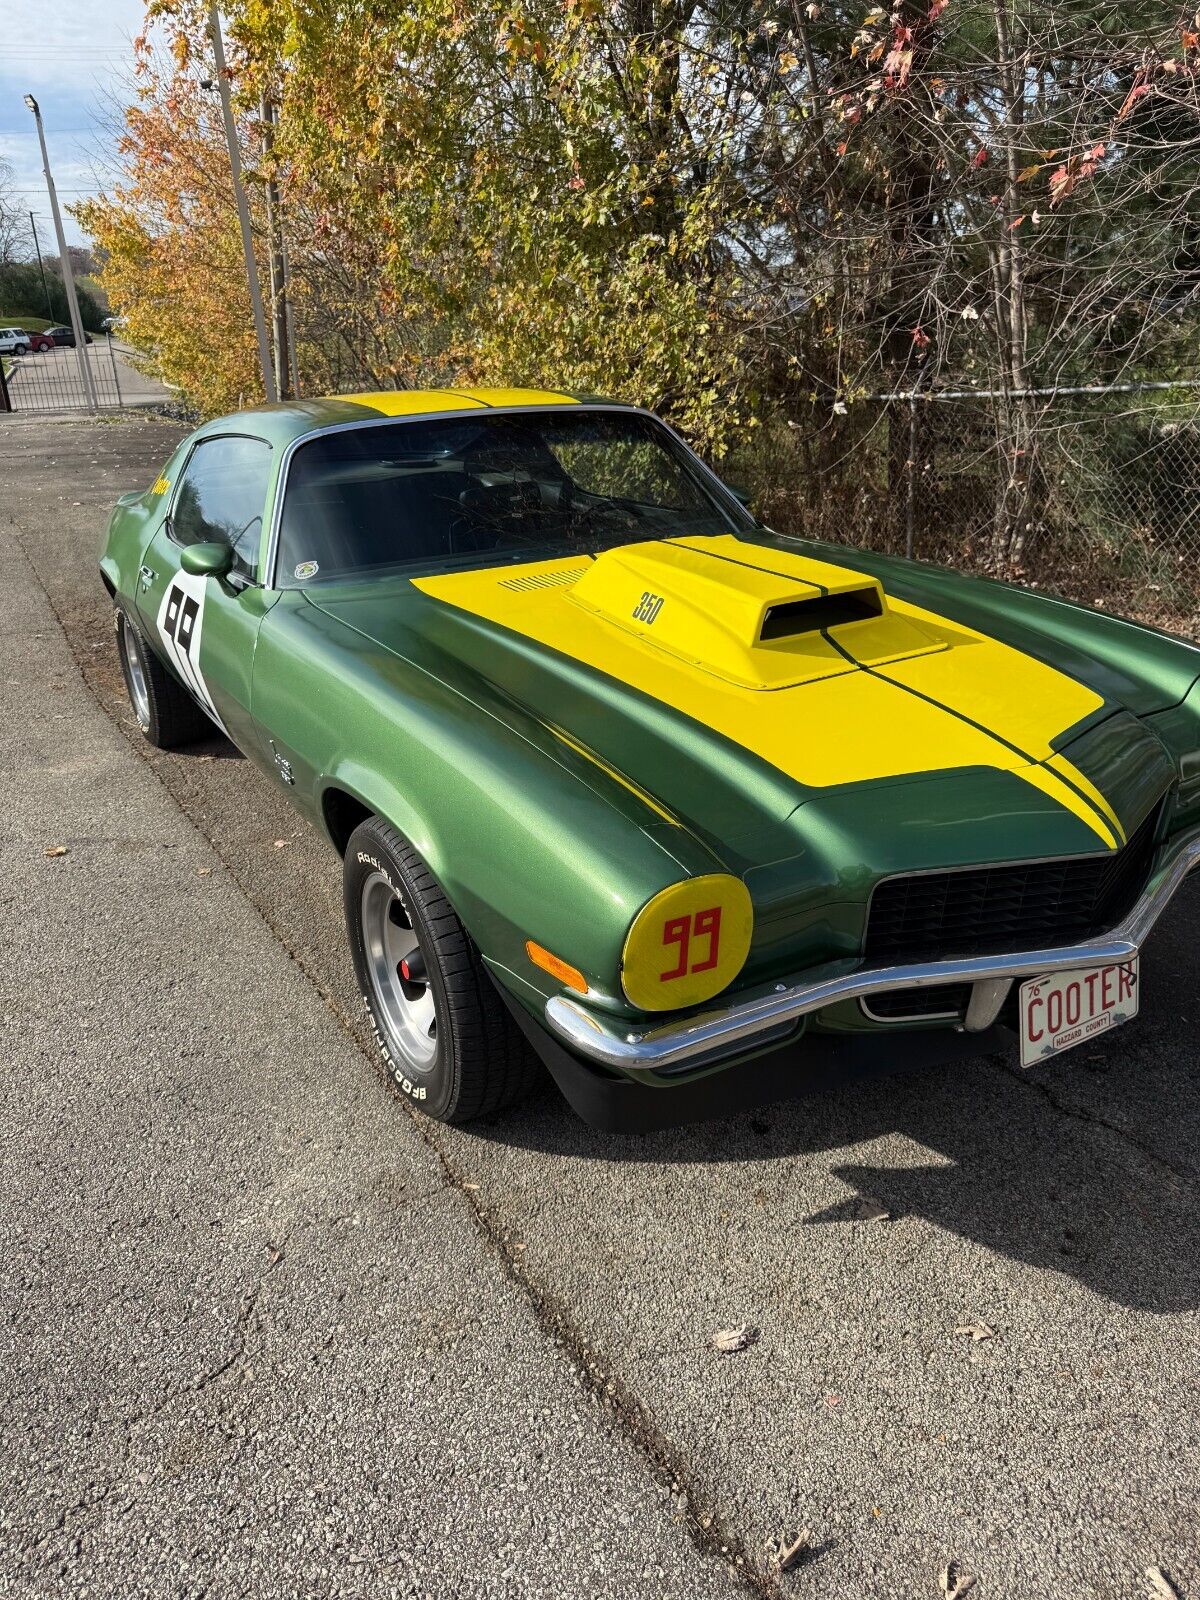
[864,803,1162,964]
[863,984,972,1021]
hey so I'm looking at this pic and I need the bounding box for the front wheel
[343,817,538,1123]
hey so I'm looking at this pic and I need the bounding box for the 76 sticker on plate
[1018,959,1139,1068]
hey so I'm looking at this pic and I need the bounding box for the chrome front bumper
[544,831,1200,1076]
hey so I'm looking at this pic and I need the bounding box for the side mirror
[180,541,234,579]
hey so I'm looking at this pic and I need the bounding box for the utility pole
[208,5,277,403]
[29,213,53,319]
[280,225,301,397]
[24,95,97,410]
[260,96,291,400]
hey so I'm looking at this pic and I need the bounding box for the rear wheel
[13,343,27,356]
[114,601,212,749]
[343,816,539,1123]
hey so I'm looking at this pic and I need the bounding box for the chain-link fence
[743,380,1200,628]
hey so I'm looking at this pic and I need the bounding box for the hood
[308,536,1168,868]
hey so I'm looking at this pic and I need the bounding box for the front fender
[255,594,694,1009]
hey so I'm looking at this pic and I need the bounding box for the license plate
[1018,959,1139,1068]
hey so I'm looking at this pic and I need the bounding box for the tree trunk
[988,0,1045,570]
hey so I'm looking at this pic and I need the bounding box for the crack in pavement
[28,1233,292,1562]
[7,514,788,1598]
[981,1053,1198,1197]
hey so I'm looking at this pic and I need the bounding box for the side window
[170,435,272,578]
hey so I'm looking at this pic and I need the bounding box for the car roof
[192,386,632,449]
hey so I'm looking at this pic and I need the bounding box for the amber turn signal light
[525,940,588,994]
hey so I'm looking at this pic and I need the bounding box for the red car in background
[26,331,55,353]
[45,325,93,348]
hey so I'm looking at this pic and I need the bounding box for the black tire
[343,816,539,1123]
[13,344,27,356]
[113,600,213,749]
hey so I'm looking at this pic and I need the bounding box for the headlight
[621,874,753,1011]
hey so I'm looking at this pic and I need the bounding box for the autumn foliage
[80,0,1200,556]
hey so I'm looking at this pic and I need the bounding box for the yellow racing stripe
[548,725,681,826]
[413,540,1122,847]
[337,387,580,416]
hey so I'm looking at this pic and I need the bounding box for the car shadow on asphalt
[190,732,244,760]
[475,892,1200,1315]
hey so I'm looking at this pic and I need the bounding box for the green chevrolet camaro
[100,386,1200,1130]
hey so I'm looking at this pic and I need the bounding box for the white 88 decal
[155,571,225,730]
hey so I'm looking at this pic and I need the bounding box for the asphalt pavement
[2,412,1199,1600]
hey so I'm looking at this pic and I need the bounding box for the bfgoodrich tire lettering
[113,600,212,749]
[343,816,538,1124]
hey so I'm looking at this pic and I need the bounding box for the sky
[0,0,148,252]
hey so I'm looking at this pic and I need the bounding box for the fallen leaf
[857,1196,891,1221]
[767,1528,812,1571]
[1146,1568,1179,1600]
[273,839,289,848]
[939,1559,977,1599]
[954,1321,995,1342]
[712,1325,758,1353]
[43,845,68,858]
[824,1392,842,1407]
[196,867,212,876]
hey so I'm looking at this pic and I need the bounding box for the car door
[134,432,278,761]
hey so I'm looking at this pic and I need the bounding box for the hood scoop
[567,535,946,689]
[759,586,882,639]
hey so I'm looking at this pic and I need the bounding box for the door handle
[138,564,157,590]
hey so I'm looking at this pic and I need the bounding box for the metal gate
[0,334,164,414]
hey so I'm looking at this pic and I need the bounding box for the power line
[0,47,133,57]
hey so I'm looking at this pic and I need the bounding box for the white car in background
[0,328,31,355]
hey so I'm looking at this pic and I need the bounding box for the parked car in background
[0,327,31,355]
[26,330,55,353]
[46,325,94,347]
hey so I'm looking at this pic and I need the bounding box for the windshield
[274,408,752,586]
